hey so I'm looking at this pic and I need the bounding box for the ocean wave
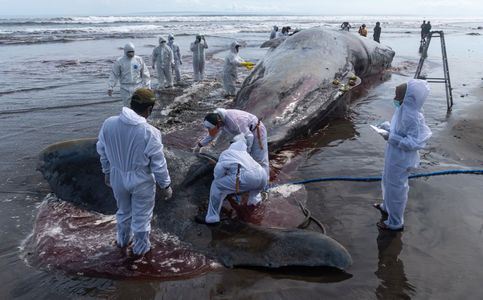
[0,15,480,45]
[0,84,70,96]
[1,15,482,26]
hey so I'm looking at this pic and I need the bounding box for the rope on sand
[296,200,326,234]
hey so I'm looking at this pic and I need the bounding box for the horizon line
[1,11,482,18]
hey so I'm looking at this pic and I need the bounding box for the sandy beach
[0,15,482,299]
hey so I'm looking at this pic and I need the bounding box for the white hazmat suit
[199,108,270,179]
[380,79,432,230]
[108,43,151,107]
[152,37,174,88]
[205,134,268,223]
[223,41,245,97]
[168,33,182,83]
[270,26,278,39]
[190,34,208,81]
[97,107,171,255]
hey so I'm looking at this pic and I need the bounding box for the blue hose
[269,169,483,189]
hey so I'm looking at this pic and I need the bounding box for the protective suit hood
[214,108,227,123]
[230,41,240,54]
[229,140,248,152]
[229,133,248,151]
[119,107,147,126]
[124,42,135,55]
[403,79,429,111]
[168,33,174,41]
[158,36,166,44]
[388,79,432,154]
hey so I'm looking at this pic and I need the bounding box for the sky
[0,0,482,17]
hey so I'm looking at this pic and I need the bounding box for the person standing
[270,25,279,39]
[190,34,208,82]
[425,21,432,37]
[97,88,172,257]
[358,24,368,37]
[193,108,269,180]
[373,79,432,231]
[152,36,174,89]
[167,33,182,83]
[108,42,151,107]
[223,41,245,98]
[341,22,351,31]
[196,134,268,224]
[420,20,427,41]
[373,22,381,43]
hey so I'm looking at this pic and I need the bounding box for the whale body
[27,138,352,278]
[236,28,395,149]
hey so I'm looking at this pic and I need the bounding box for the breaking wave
[0,15,481,45]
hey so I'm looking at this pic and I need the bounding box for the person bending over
[196,134,267,224]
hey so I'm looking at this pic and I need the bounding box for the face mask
[393,100,401,108]
[208,127,219,137]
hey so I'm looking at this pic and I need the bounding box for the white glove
[381,131,389,141]
[192,143,202,153]
[159,185,173,200]
[378,121,391,132]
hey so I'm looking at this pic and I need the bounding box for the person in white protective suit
[97,88,172,257]
[197,133,268,224]
[190,34,208,81]
[152,36,174,88]
[167,33,182,83]
[373,79,432,231]
[192,108,270,180]
[223,41,245,97]
[108,42,151,107]
[270,25,278,39]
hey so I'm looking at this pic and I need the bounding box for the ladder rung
[416,30,453,111]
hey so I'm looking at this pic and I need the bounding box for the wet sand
[0,28,483,299]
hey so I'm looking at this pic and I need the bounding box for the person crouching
[197,134,267,225]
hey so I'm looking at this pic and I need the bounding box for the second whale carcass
[236,27,395,150]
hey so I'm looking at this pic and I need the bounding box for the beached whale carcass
[236,27,395,149]
[26,138,352,279]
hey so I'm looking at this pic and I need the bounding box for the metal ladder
[414,31,454,111]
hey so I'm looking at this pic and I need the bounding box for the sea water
[1,14,483,299]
